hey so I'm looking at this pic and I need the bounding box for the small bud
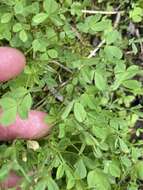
[27,140,40,151]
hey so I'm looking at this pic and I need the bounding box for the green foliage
[130,5,143,22]
[0,87,32,125]
[74,102,87,122]
[94,70,107,91]
[87,169,111,190]
[0,0,143,190]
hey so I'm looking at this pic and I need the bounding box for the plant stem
[82,9,124,15]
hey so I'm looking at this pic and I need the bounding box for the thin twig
[58,74,62,83]
[71,26,84,44]
[88,12,121,58]
[50,60,73,73]
[125,51,134,55]
[88,40,105,58]
[82,9,124,15]
[49,87,64,102]
[59,77,73,88]
[114,12,121,28]
[135,29,143,54]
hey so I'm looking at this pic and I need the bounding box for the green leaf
[91,20,111,32]
[32,39,47,52]
[13,23,23,32]
[122,80,141,90]
[80,94,96,109]
[92,126,109,140]
[104,45,123,59]
[0,107,17,126]
[83,156,97,170]
[67,178,75,189]
[74,102,86,122]
[84,132,96,146]
[25,2,39,15]
[64,165,75,189]
[109,161,121,177]
[121,156,132,168]
[47,177,59,190]
[79,67,94,84]
[48,49,58,58]
[88,15,102,29]
[14,2,24,15]
[94,71,107,91]
[125,65,139,79]
[70,2,82,16]
[10,87,28,99]
[132,43,138,54]
[0,98,17,126]
[0,165,10,180]
[18,94,32,119]
[1,13,12,23]
[51,15,64,26]
[114,62,126,74]
[87,169,111,190]
[136,161,143,180]
[105,30,121,44]
[74,159,87,179]
[58,124,66,138]
[43,0,59,16]
[32,13,48,25]
[56,164,65,179]
[119,139,129,153]
[130,7,143,23]
[35,180,47,190]
[0,98,17,110]
[19,30,28,42]
[61,101,74,119]
[111,65,140,90]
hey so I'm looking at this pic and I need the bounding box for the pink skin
[0,171,22,190]
[0,47,26,82]
[0,110,51,141]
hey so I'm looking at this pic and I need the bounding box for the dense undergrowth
[0,0,143,189]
